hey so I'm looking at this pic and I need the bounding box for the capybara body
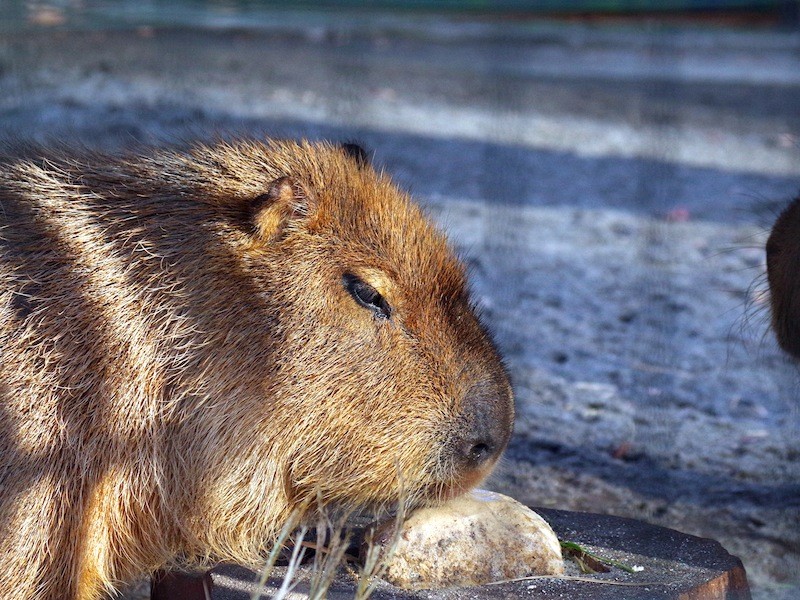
[0,139,513,599]
[767,195,800,359]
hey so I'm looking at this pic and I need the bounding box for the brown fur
[0,139,513,599]
[767,195,800,359]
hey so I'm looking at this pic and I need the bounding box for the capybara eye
[343,273,391,319]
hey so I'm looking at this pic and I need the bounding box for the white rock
[372,489,564,590]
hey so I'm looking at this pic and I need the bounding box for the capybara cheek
[283,440,435,510]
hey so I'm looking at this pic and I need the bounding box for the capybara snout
[0,139,513,600]
[450,379,514,483]
[767,195,800,359]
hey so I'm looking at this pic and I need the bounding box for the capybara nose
[454,382,514,471]
[458,436,499,469]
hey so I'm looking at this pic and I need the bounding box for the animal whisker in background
[764,195,800,362]
[720,195,799,365]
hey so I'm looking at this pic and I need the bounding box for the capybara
[766,195,800,359]
[0,139,514,600]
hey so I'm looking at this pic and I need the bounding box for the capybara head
[232,141,515,508]
[0,139,513,598]
[766,195,800,360]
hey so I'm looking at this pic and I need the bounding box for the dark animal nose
[459,437,498,469]
[454,381,514,470]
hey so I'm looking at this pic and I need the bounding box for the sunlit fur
[0,139,513,599]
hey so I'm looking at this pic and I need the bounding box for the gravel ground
[1,8,798,599]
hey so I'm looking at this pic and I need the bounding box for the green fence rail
[255,0,792,9]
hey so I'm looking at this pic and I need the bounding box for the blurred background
[1,1,798,598]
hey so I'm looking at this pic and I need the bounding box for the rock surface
[371,490,563,589]
[149,507,751,600]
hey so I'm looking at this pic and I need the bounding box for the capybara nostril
[455,427,505,471]
[462,440,495,467]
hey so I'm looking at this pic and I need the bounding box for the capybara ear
[250,176,315,242]
[340,142,370,167]
[767,195,800,359]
